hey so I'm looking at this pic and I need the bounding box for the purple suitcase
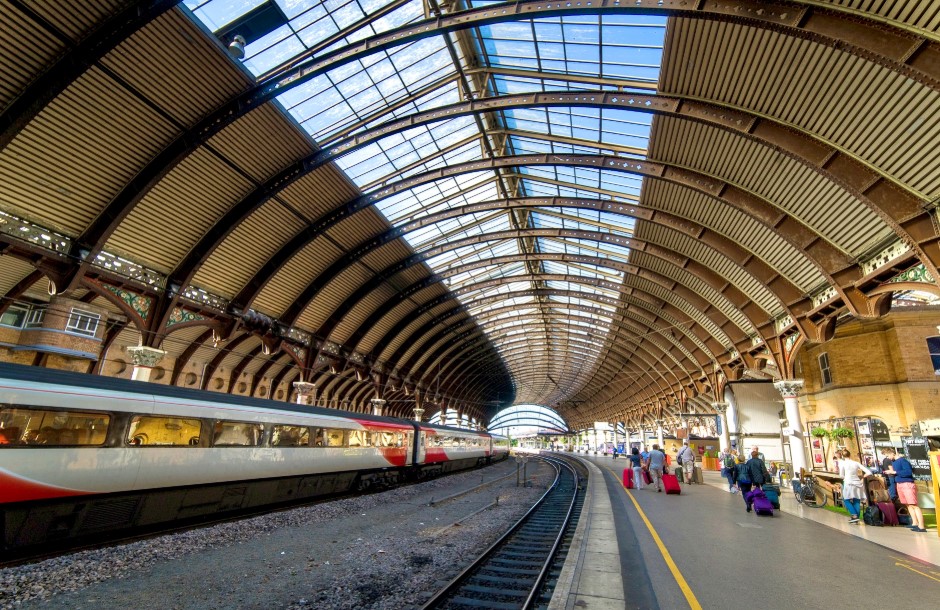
[750,491,774,516]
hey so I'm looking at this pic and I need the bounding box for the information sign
[901,437,933,481]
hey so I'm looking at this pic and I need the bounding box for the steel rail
[420,455,582,609]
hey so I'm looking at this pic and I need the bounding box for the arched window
[927,336,940,375]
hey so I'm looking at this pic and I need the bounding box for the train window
[348,430,372,447]
[127,416,201,446]
[271,425,309,447]
[325,429,346,447]
[0,407,109,446]
[212,421,264,447]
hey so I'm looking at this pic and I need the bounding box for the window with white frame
[24,307,45,328]
[65,308,100,337]
[818,352,832,386]
[0,305,29,328]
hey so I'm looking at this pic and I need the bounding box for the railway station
[1,0,940,608]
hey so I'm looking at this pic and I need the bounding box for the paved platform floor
[550,453,940,610]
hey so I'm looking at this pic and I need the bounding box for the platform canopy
[1,1,939,428]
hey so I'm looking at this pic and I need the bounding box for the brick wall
[798,309,940,430]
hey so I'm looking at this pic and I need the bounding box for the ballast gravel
[2,459,553,609]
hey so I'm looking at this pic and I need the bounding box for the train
[0,362,509,552]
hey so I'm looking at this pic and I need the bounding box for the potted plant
[830,426,854,442]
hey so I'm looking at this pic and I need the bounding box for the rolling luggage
[674,466,683,480]
[749,490,774,516]
[693,466,703,484]
[623,468,634,489]
[642,469,653,485]
[662,473,681,494]
[863,504,883,526]
[877,502,899,526]
[762,483,781,509]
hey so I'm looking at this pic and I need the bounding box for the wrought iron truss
[3,0,940,424]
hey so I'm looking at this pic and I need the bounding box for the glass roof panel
[185,0,668,407]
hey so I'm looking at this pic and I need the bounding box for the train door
[415,430,426,464]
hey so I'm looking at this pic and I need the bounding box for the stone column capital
[773,379,805,398]
[412,407,425,422]
[126,345,165,368]
[711,402,729,413]
[293,381,317,396]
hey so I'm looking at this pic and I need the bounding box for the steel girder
[311,226,782,356]
[58,0,938,303]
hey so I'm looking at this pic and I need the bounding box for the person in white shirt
[838,449,872,524]
[678,441,696,484]
[645,444,666,492]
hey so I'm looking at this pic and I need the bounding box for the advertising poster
[901,437,933,481]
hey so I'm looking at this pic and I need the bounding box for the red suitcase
[662,473,681,494]
[623,468,635,489]
[642,469,653,485]
[877,502,899,526]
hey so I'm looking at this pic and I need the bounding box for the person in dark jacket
[736,450,767,513]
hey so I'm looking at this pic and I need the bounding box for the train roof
[0,361,409,428]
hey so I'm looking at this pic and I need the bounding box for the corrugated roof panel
[207,104,315,183]
[0,67,177,235]
[634,222,782,316]
[0,255,37,298]
[333,285,400,347]
[629,275,730,346]
[101,9,250,126]
[325,208,389,250]
[817,0,940,32]
[161,325,211,360]
[0,2,66,109]
[253,238,344,318]
[217,334,262,372]
[193,200,307,299]
[359,240,415,273]
[107,147,254,272]
[28,0,124,41]
[662,18,940,200]
[641,178,824,292]
[278,164,360,223]
[650,116,890,257]
[295,263,375,332]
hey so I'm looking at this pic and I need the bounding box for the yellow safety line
[605,464,703,610]
[895,562,940,583]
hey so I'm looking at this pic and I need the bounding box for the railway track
[420,455,586,610]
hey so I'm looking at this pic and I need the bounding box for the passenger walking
[837,450,871,524]
[751,446,766,467]
[722,450,738,493]
[646,444,666,492]
[629,447,644,490]
[738,451,768,513]
[880,447,898,501]
[734,456,752,510]
[892,452,927,533]
[678,440,695,484]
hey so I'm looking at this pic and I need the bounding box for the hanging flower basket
[830,426,854,440]
[810,427,830,439]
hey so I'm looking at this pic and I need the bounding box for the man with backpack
[722,450,738,493]
[677,440,696,484]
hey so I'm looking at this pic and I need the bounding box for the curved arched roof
[1,0,938,428]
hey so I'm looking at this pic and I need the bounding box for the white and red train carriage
[0,363,507,552]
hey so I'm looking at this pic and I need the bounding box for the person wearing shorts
[893,454,926,532]
[678,441,695,484]
[646,444,666,492]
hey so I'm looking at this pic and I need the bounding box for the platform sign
[901,437,932,481]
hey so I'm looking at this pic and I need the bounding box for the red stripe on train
[0,469,90,503]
